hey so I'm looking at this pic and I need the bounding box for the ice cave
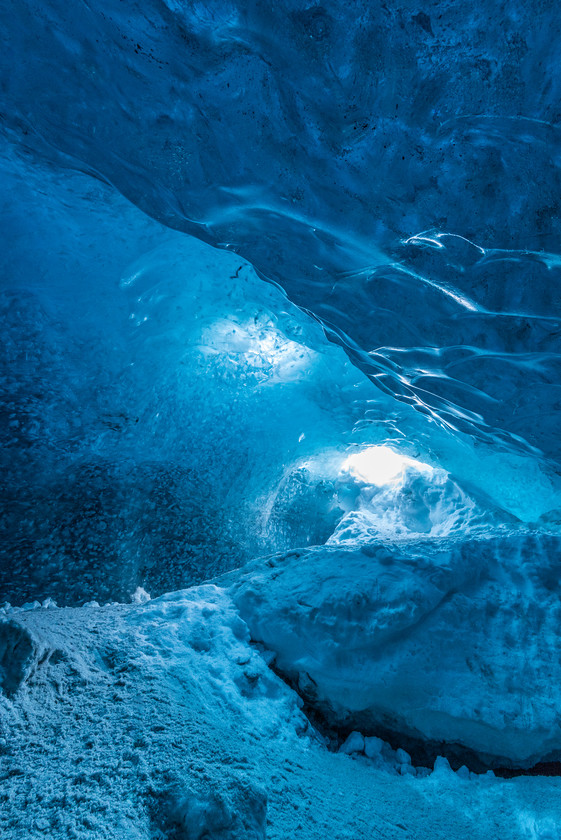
[2,1,561,838]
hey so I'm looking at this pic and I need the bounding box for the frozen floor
[1,585,559,840]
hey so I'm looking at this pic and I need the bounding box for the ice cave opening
[2,2,561,838]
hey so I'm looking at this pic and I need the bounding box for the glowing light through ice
[200,318,317,381]
[340,446,434,487]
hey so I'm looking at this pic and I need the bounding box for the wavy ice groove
[2,0,561,465]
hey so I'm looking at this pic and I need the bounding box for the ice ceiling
[2,4,561,601]
[4,1,561,440]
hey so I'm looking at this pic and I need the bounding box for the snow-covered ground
[1,581,560,840]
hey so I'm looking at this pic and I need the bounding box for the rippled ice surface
[3,0,561,469]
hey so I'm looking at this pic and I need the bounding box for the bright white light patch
[340,446,433,487]
[201,318,316,381]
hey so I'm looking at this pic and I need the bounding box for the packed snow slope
[1,591,560,840]
[2,0,561,461]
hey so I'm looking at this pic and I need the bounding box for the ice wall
[2,1,561,607]
[3,137,560,606]
[0,143,380,603]
[2,0,561,779]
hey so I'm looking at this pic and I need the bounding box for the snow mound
[126,585,309,733]
[229,534,561,767]
[1,586,560,839]
[0,619,41,696]
[0,586,298,838]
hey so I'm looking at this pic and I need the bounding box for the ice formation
[230,535,561,768]
[2,0,561,838]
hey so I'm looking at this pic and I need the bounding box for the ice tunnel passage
[3,1,561,837]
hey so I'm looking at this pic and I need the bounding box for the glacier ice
[0,142,375,604]
[2,0,561,836]
[230,534,561,768]
[4,138,558,607]
[2,0,561,460]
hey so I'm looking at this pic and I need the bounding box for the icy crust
[229,534,561,767]
[1,590,560,839]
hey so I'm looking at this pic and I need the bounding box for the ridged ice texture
[230,534,561,767]
[2,1,561,462]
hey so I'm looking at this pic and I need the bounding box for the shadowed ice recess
[3,3,561,826]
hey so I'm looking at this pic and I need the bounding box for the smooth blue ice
[2,0,561,783]
[2,0,561,461]
[0,141,382,603]
[2,138,558,607]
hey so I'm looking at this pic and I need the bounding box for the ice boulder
[229,535,561,768]
[339,731,365,755]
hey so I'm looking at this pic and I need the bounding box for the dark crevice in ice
[265,658,561,777]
